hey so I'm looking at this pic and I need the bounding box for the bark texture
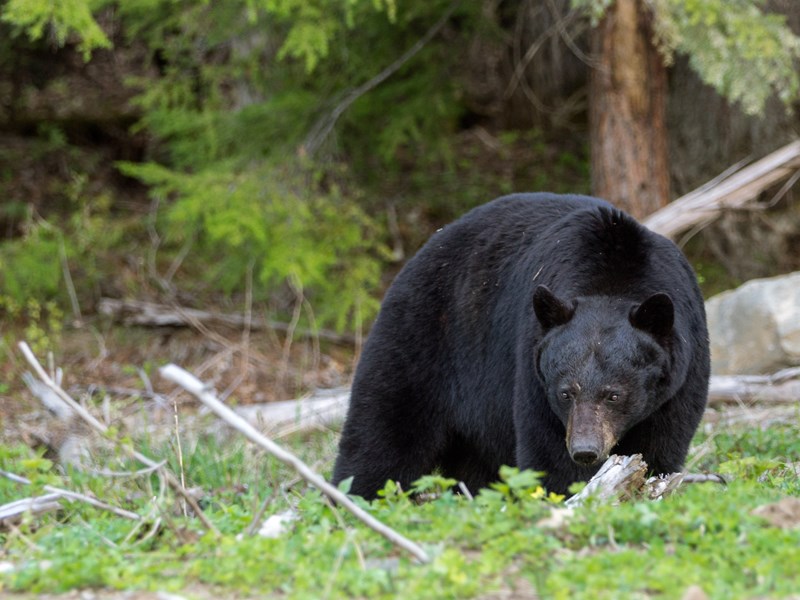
[589,0,669,219]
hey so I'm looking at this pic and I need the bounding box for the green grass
[1,421,799,599]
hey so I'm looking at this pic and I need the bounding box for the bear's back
[399,193,615,291]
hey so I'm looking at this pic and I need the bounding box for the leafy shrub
[119,160,385,330]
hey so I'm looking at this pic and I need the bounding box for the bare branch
[0,470,141,521]
[0,493,62,525]
[159,363,431,564]
[98,298,356,345]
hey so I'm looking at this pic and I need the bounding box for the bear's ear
[630,293,674,339]
[533,285,574,331]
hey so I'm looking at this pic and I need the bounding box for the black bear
[332,193,710,498]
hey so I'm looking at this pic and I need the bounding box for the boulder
[705,271,800,375]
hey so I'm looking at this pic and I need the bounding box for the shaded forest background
[2,0,800,397]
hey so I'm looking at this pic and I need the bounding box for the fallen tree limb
[17,341,219,535]
[707,367,800,406]
[565,454,648,507]
[564,455,726,509]
[25,368,796,471]
[703,405,799,429]
[234,387,350,438]
[0,493,63,526]
[643,139,800,239]
[0,469,141,521]
[159,363,431,564]
[104,366,800,447]
[98,298,355,344]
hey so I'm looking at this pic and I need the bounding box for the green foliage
[0,0,588,333]
[572,0,800,115]
[0,0,111,59]
[112,0,475,329]
[0,219,63,303]
[118,160,384,330]
[0,297,63,356]
[651,0,800,115]
[547,479,800,599]
[570,0,615,26]
[0,185,125,313]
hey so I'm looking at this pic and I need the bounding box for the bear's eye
[607,392,620,403]
[559,390,571,402]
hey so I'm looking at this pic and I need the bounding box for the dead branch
[203,366,800,438]
[643,140,800,239]
[17,341,219,536]
[565,454,648,507]
[234,387,350,438]
[564,455,726,508]
[0,493,63,526]
[98,298,355,345]
[0,469,141,521]
[703,405,799,429]
[159,363,431,564]
[114,363,800,446]
[707,367,800,406]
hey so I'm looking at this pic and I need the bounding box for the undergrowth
[1,419,799,599]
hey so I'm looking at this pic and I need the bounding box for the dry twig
[98,297,356,345]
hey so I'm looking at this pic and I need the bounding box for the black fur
[332,193,710,498]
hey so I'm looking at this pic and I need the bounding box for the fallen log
[707,367,800,406]
[98,298,356,345]
[233,387,350,438]
[0,493,62,527]
[702,406,799,429]
[643,139,800,239]
[565,454,648,507]
[563,454,725,508]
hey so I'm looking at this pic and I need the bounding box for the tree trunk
[589,0,669,219]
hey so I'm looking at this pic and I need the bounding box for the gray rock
[705,271,800,375]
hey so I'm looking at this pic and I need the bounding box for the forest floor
[1,319,356,447]
[2,321,800,599]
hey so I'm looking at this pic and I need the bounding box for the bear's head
[533,285,674,467]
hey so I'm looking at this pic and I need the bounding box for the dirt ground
[1,321,355,450]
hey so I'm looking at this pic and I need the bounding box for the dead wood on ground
[98,298,356,345]
[644,139,800,240]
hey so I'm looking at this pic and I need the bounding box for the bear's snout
[566,402,617,467]
[570,443,602,466]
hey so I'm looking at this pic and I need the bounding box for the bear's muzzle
[565,402,618,466]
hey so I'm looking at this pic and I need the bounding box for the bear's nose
[571,446,600,465]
